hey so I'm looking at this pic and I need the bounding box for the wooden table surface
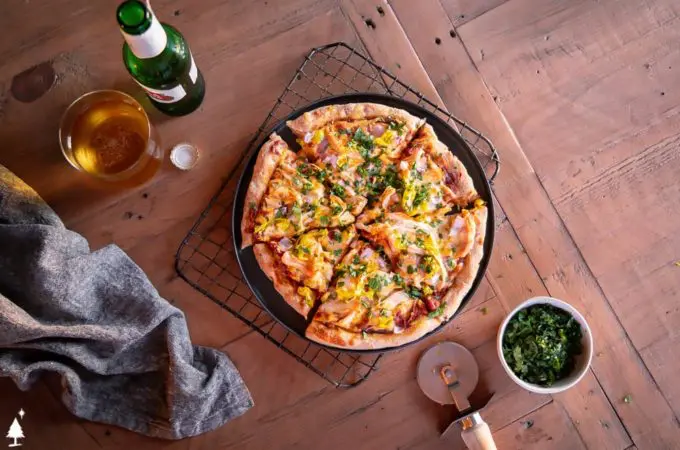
[2,0,679,449]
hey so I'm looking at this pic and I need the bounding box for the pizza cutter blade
[416,341,498,450]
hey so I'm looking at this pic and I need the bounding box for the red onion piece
[369,123,386,137]
[279,237,293,251]
[317,137,329,152]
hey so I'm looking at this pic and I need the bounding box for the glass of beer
[59,90,163,184]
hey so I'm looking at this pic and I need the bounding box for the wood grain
[339,0,442,103]
[458,0,680,444]
[386,0,632,448]
[492,401,585,449]
[440,0,509,28]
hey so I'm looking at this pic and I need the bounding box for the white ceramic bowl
[497,296,593,394]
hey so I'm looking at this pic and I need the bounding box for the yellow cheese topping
[297,286,315,306]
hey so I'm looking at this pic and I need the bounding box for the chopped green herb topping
[352,128,374,157]
[388,120,406,135]
[367,276,382,291]
[331,185,346,199]
[502,304,583,386]
[428,302,446,318]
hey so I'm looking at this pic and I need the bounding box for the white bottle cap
[170,142,199,170]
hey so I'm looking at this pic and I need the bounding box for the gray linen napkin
[0,165,253,439]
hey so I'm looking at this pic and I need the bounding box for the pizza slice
[403,124,478,209]
[305,240,442,349]
[357,202,488,313]
[435,203,489,321]
[356,124,478,225]
[287,103,424,211]
[254,226,357,317]
[240,133,356,248]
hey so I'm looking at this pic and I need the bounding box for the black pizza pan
[232,93,495,353]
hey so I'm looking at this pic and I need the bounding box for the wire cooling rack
[175,42,500,388]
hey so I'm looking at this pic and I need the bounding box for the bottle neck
[121,11,167,59]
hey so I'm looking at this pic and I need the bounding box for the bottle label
[136,81,187,103]
[133,52,198,104]
[189,54,198,83]
[121,15,167,58]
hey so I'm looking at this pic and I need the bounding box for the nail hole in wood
[661,91,665,96]
[365,18,376,29]
[449,30,456,38]
[435,37,441,45]
[173,9,181,16]
[536,70,540,74]
[376,6,385,16]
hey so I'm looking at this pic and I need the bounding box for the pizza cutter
[417,341,497,450]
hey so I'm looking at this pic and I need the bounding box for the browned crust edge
[253,243,312,318]
[305,314,442,350]
[240,133,289,249]
[286,102,423,137]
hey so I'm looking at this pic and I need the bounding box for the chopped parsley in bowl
[497,297,593,394]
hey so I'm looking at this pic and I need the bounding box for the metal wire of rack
[175,42,500,388]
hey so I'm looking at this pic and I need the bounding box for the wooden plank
[640,334,680,422]
[458,0,680,199]
[440,0,509,28]
[457,0,680,442]
[493,401,585,450]
[555,133,680,352]
[385,0,645,448]
[338,0,443,103]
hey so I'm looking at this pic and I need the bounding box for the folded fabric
[0,165,253,439]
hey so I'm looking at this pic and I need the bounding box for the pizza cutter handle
[460,413,497,450]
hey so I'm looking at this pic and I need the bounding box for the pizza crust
[440,206,488,321]
[240,134,289,249]
[286,102,423,137]
[306,314,444,350]
[253,243,313,318]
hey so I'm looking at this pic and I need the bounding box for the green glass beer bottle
[116,0,205,116]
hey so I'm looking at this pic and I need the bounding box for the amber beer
[59,90,162,184]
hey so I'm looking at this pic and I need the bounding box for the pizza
[241,102,489,350]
